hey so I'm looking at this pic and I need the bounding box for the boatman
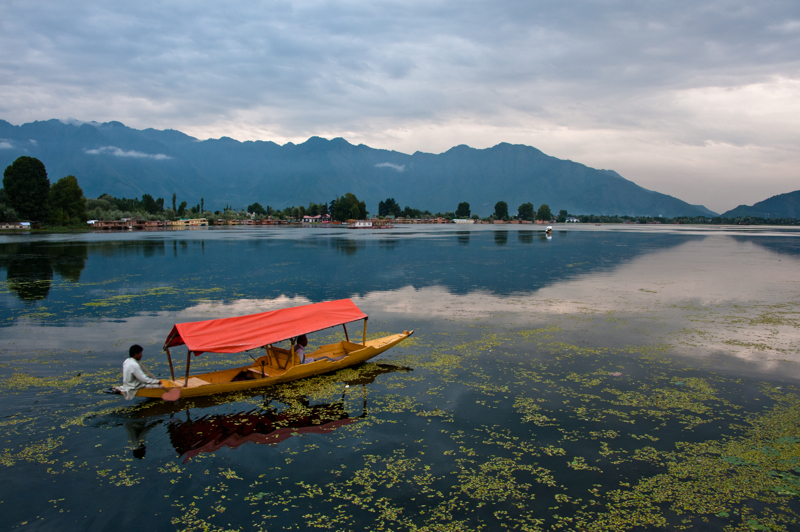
[117,345,181,401]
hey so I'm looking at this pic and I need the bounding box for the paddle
[162,388,182,401]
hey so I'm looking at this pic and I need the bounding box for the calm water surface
[1,225,800,531]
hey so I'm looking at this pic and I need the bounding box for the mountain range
[721,190,800,219]
[0,119,719,217]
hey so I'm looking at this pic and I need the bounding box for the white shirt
[119,358,161,400]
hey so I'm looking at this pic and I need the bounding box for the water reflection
[494,230,508,246]
[6,254,53,301]
[332,238,363,256]
[168,400,361,462]
[731,235,800,258]
[0,229,695,318]
[119,363,410,461]
[378,239,401,250]
[95,240,166,258]
[0,242,88,302]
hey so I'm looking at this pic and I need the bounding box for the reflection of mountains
[309,229,692,298]
[729,235,800,259]
[0,242,88,301]
[0,230,693,319]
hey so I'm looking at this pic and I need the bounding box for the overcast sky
[1,1,798,212]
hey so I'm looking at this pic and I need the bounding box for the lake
[1,224,800,531]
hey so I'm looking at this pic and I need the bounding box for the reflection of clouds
[4,238,799,372]
[349,239,800,318]
[181,295,314,316]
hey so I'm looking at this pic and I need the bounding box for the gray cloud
[0,1,798,210]
[0,140,13,149]
[375,162,405,172]
[85,146,170,160]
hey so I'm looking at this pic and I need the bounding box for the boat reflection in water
[169,400,357,462]
[123,363,410,461]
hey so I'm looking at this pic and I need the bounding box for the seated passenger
[295,335,314,364]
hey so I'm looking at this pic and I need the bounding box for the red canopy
[163,299,367,355]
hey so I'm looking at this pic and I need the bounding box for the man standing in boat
[117,345,181,401]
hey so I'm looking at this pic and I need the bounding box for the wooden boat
[136,299,413,400]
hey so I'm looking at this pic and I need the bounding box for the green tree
[47,175,86,226]
[3,156,50,220]
[378,198,401,217]
[557,209,568,223]
[248,202,268,216]
[494,201,509,220]
[518,202,534,221]
[172,193,177,212]
[141,194,159,214]
[178,201,187,217]
[331,193,367,222]
[0,188,18,222]
[200,198,204,212]
[456,202,471,218]
[536,204,553,221]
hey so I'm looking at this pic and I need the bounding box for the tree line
[377,198,557,222]
[248,194,365,222]
[1,156,214,225]
[6,156,795,228]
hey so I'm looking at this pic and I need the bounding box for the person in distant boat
[295,335,314,364]
[117,345,180,401]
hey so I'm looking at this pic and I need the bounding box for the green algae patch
[4,316,800,531]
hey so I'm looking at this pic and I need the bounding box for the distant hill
[721,190,800,219]
[0,119,717,217]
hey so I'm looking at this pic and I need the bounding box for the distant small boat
[546,226,552,233]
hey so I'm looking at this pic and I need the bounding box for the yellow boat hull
[136,331,412,400]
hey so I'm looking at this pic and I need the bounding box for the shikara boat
[136,299,413,400]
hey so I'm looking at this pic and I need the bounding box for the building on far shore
[566,217,580,223]
[303,214,332,223]
[1,222,30,230]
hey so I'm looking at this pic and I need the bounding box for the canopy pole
[290,338,296,367]
[343,324,350,342]
[184,351,192,387]
[363,317,368,345]
[165,347,176,381]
